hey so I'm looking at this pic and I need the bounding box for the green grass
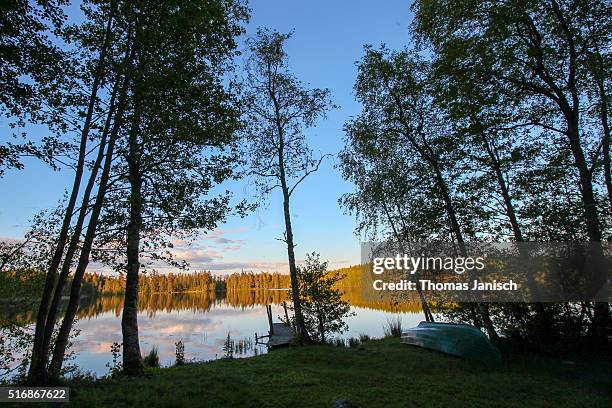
[67,337,611,408]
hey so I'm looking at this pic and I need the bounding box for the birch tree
[100,0,247,376]
[243,29,335,340]
[341,47,498,339]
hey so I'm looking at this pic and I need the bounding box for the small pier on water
[255,303,294,348]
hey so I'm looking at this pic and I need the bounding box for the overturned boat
[401,321,502,363]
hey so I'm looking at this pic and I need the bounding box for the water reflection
[72,301,273,376]
[4,291,424,377]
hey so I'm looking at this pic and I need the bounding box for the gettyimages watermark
[360,242,611,303]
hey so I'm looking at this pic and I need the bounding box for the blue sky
[0,0,414,274]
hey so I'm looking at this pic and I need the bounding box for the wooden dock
[267,323,294,347]
[255,304,295,348]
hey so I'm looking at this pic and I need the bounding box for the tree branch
[288,154,329,197]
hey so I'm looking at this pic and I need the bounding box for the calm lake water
[3,291,424,378]
[61,292,424,377]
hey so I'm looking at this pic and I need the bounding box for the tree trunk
[269,80,309,341]
[479,130,547,324]
[603,118,612,214]
[121,108,145,377]
[480,134,523,242]
[381,197,434,322]
[567,125,602,242]
[517,8,609,344]
[318,312,325,343]
[41,83,119,370]
[593,68,611,348]
[47,67,130,380]
[432,164,499,340]
[393,201,435,322]
[28,8,115,384]
[565,119,608,344]
[595,75,612,214]
[399,111,499,338]
[47,111,122,380]
[280,183,309,340]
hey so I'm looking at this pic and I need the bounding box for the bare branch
[288,154,330,197]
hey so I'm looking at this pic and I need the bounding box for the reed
[144,347,160,368]
[383,316,402,337]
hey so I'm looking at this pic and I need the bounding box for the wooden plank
[267,323,293,347]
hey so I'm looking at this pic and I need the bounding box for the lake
[45,291,425,377]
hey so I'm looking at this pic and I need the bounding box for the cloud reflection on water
[65,298,423,377]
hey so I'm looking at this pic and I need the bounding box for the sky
[0,0,415,275]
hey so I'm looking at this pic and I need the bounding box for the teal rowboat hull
[401,322,502,363]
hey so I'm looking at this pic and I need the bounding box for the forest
[0,1,609,402]
[2,266,421,327]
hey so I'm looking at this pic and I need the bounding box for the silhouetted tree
[341,47,498,339]
[95,0,248,376]
[243,29,335,340]
[413,0,610,346]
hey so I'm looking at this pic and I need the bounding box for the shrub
[289,252,354,343]
[175,341,185,366]
[105,342,123,377]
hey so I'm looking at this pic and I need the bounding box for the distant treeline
[81,268,358,295]
[82,271,222,295]
[81,265,422,313]
[81,270,293,295]
[1,266,422,325]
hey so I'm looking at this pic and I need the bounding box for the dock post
[282,301,290,324]
[266,305,274,335]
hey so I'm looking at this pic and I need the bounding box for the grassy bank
[67,337,610,408]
